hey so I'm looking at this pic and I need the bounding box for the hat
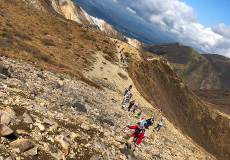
[141,116,144,119]
[137,122,144,130]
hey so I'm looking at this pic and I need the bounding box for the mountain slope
[202,54,230,88]
[0,0,229,160]
[142,43,222,90]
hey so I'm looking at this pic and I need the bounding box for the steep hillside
[0,0,229,160]
[125,48,230,160]
[142,43,222,90]
[202,54,230,88]
[0,0,118,88]
[194,89,230,114]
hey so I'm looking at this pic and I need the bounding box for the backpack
[134,127,143,139]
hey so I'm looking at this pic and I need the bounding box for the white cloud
[127,7,136,14]
[212,23,230,39]
[127,7,136,13]
[117,0,230,58]
[112,0,118,3]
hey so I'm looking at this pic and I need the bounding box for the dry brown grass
[0,0,117,89]
[117,72,128,80]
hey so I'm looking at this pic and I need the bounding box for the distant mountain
[202,54,230,88]
[72,0,171,44]
[142,43,222,90]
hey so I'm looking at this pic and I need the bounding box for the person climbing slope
[133,104,138,113]
[155,118,164,132]
[144,117,154,129]
[139,116,144,123]
[126,122,145,150]
[136,111,142,118]
[128,100,135,111]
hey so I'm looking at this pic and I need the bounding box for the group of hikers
[114,40,125,63]
[113,40,165,151]
[121,84,165,151]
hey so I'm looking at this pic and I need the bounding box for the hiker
[124,89,129,96]
[139,116,144,123]
[126,122,145,149]
[128,100,135,111]
[120,56,123,62]
[155,118,164,132]
[159,108,163,113]
[124,93,130,102]
[122,102,126,109]
[144,117,154,129]
[128,85,132,91]
[133,104,138,113]
[122,57,125,63]
[136,111,142,118]
[129,93,132,99]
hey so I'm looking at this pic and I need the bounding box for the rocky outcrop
[46,0,96,26]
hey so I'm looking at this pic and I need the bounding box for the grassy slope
[0,0,118,88]
[202,54,230,88]
[194,89,230,114]
[142,43,222,90]
[127,51,230,160]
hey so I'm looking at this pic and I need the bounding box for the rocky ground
[0,54,214,160]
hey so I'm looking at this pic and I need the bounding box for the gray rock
[0,123,13,136]
[10,139,34,152]
[1,114,11,125]
[72,102,87,113]
[90,154,100,160]
[22,111,33,124]
[25,145,38,156]
[0,73,7,79]
[55,135,70,154]
[5,156,16,160]
[52,81,61,89]
[0,65,13,77]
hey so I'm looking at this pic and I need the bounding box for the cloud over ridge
[116,0,230,58]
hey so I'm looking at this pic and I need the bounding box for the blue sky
[184,0,230,27]
[110,0,230,57]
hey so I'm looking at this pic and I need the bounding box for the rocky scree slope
[0,56,214,160]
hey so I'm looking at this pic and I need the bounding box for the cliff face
[41,0,96,26]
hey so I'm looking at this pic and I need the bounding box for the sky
[111,0,230,58]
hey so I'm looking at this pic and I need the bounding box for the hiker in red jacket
[126,122,145,149]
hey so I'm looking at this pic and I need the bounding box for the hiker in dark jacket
[144,117,154,129]
[127,122,145,149]
[128,100,135,111]
[128,85,132,91]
